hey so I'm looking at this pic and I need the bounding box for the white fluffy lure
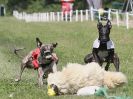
[77,86,100,96]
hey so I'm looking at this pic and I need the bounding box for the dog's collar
[38,54,57,65]
[38,56,51,64]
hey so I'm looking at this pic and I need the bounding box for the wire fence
[13,7,133,29]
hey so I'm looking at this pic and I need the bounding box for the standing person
[86,0,103,9]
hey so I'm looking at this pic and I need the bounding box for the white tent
[86,0,103,9]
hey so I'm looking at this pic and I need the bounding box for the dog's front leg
[51,62,57,73]
[93,48,101,65]
[105,49,114,71]
[38,66,44,86]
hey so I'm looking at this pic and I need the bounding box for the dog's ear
[36,37,42,47]
[97,20,103,29]
[53,43,58,48]
[106,19,112,29]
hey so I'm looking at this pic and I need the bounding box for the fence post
[69,10,72,22]
[49,12,51,21]
[13,10,16,17]
[40,13,42,22]
[37,13,39,22]
[18,13,22,20]
[98,11,101,21]
[25,14,30,22]
[29,15,32,22]
[33,14,35,22]
[21,12,23,20]
[57,12,60,22]
[33,13,36,22]
[41,13,44,22]
[75,10,78,22]
[46,12,49,22]
[42,13,45,22]
[41,13,43,22]
[34,13,37,22]
[85,9,89,21]
[108,9,111,20]
[39,13,41,22]
[126,12,129,29]
[90,7,94,21]
[65,12,68,22]
[80,10,83,22]
[53,12,55,22]
[61,12,64,21]
[116,10,119,27]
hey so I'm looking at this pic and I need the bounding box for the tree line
[0,0,124,14]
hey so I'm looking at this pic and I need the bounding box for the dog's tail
[14,47,25,58]
[103,71,128,89]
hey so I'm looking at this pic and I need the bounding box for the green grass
[0,17,133,99]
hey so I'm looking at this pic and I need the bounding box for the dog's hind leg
[105,62,110,71]
[84,53,94,63]
[113,53,120,72]
[92,49,102,65]
[15,63,26,82]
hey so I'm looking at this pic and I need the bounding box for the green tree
[7,0,31,12]
[7,0,60,13]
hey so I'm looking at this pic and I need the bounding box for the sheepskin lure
[47,62,127,95]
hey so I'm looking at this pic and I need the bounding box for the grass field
[0,17,133,99]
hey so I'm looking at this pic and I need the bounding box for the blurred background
[0,0,125,15]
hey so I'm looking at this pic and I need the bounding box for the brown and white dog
[14,37,58,86]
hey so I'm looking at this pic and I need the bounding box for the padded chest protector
[93,38,115,50]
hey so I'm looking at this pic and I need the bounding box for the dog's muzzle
[43,50,52,59]
[99,35,110,43]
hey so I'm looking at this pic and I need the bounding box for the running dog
[84,20,120,71]
[14,38,58,86]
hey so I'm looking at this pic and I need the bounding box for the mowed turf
[0,17,133,99]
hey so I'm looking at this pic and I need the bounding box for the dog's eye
[41,49,46,54]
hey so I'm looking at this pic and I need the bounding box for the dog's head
[97,20,112,43]
[36,37,58,64]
